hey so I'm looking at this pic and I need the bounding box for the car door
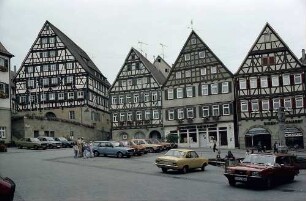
[106,142,116,155]
[191,151,202,168]
[98,142,107,154]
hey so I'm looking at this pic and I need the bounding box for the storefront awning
[245,127,270,136]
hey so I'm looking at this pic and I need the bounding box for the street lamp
[277,106,287,153]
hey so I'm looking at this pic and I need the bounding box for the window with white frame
[66,63,73,70]
[272,75,279,86]
[126,95,131,103]
[30,95,35,103]
[200,68,206,75]
[199,51,205,58]
[136,111,142,120]
[202,106,209,117]
[142,77,147,84]
[0,127,6,139]
[58,93,64,100]
[187,108,194,118]
[121,80,126,87]
[43,78,49,86]
[120,113,125,121]
[113,114,118,122]
[50,51,56,57]
[251,100,259,111]
[77,91,84,98]
[67,76,73,84]
[212,105,219,116]
[186,86,193,97]
[128,79,132,86]
[202,84,208,95]
[152,92,158,102]
[222,82,229,93]
[295,96,303,108]
[127,112,132,121]
[112,96,117,104]
[42,51,48,58]
[28,66,33,73]
[43,65,48,71]
[262,99,269,111]
[241,101,248,112]
[49,37,55,44]
[68,92,74,100]
[185,70,191,77]
[119,95,124,104]
[153,110,159,119]
[211,66,217,74]
[134,94,139,103]
[137,78,142,85]
[284,98,292,110]
[223,104,230,115]
[50,64,56,71]
[168,110,174,120]
[239,78,246,89]
[294,74,302,84]
[145,111,151,120]
[20,96,26,103]
[283,74,290,86]
[273,98,280,110]
[144,93,149,102]
[41,93,46,101]
[260,77,268,88]
[36,65,40,72]
[69,111,75,119]
[28,80,34,88]
[49,93,55,100]
[177,88,183,98]
[41,37,48,44]
[178,108,184,119]
[176,71,181,79]
[184,53,190,61]
[168,89,173,100]
[51,77,58,85]
[211,84,218,94]
[250,77,257,89]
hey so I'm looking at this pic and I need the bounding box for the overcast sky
[0,0,305,83]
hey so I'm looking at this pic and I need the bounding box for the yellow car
[155,149,208,173]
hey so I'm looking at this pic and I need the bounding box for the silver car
[93,141,134,158]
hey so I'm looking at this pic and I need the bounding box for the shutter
[248,101,251,112]
[184,108,187,119]
[258,100,262,111]
[5,84,9,96]
[257,78,260,88]
[218,83,222,94]
[166,110,169,120]
[193,107,197,118]
[199,106,203,117]
[193,86,196,97]
[279,75,283,86]
[269,99,273,110]
[174,88,177,99]
[246,78,250,89]
[139,93,143,103]
[228,82,232,93]
[198,84,202,96]
[209,105,212,116]
[208,84,211,95]
[183,87,187,98]
[290,75,294,85]
[165,90,168,100]
[236,79,240,90]
[219,105,223,116]
[174,108,178,120]
[55,50,58,57]
[40,52,43,58]
[268,77,271,88]
[292,97,296,109]
[229,102,233,114]
[64,92,68,100]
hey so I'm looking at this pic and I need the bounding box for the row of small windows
[240,96,304,112]
[68,110,101,122]
[0,57,9,69]
[239,74,303,89]
[126,62,143,71]
[19,91,84,103]
[175,66,217,79]
[112,91,159,104]
[26,63,75,73]
[184,51,206,61]
[113,110,160,122]
[27,76,74,87]
[167,104,232,120]
[118,77,149,87]
[41,37,56,44]
[165,82,231,100]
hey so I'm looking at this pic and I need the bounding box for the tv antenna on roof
[187,20,194,31]
[138,41,148,54]
[160,43,167,59]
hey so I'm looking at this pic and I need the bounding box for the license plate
[235,177,247,181]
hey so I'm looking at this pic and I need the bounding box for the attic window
[263,32,271,43]
[191,38,196,44]
[127,64,132,71]
[165,69,168,73]
[157,58,161,62]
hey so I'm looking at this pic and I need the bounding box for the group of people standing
[73,137,94,159]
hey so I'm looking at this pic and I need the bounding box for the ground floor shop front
[112,127,164,141]
[164,122,235,149]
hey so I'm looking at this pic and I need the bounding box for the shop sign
[264,119,303,125]
[285,133,303,137]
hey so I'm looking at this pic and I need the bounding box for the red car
[0,177,16,201]
[224,153,299,189]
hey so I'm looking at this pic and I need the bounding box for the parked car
[119,140,147,156]
[155,149,208,173]
[54,137,73,148]
[0,141,7,152]
[131,139,162,153]
[150,138,172,150]
[93,141,135,158]
[37,136,61,149]
[0,176,15,201]
[16,138,47,150]
[224,153,299,189]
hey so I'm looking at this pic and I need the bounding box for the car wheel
[201,163,206,171]
[33,145,38,150]
[265,177,273,189]
[181,166,188,174]
[93,151,99,157]
[18,145,22,149]
[162,168,168,173]
[229,178,236,186]
[149,148,154,153]
[117,152,123,158]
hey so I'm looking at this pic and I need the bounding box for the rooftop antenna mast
[187,19,194,31]
[138,41,148,54]
[160,43,167,59]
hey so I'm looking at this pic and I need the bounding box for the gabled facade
[110,48,166,140]
[235,23,306,149]
[163,31,235,148]
[13,21,111,140]
[0,42,14,143]
[153,55,171,77]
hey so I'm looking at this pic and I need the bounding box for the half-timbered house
[0,42,14,144]
[163,31,235,148]
[110,48,167,140]
[13,21,111,140]
[235,23,306,150]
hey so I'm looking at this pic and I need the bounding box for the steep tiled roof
[47,21,110,86]
[133,48,166,85]
[0,42,14,57]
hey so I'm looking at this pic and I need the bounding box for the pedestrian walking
[77,137,82,157]
[73,144,79,158]
[273,141,278,153]
[213,140,218,152]
[89,141,94,158]
[83,143,89,159]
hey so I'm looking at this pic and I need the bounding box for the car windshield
[45,137,55,141]
[58,137,67,141]
[242,154,275,166]
[31,138,40,142]
[164,150,185,158]
[111,142,121,147]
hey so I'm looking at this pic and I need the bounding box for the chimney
[14,65,16,73]
[153,55,155,61]
[302,49,305,63]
